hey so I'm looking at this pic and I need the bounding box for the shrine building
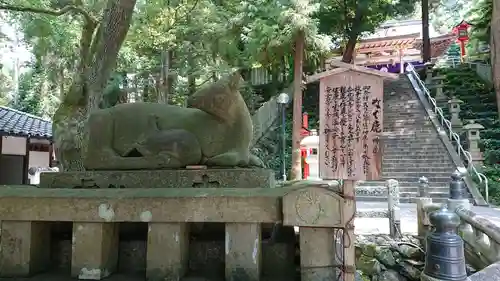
[327,19,456,73]
[0,106,54,185]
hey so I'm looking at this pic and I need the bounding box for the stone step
[380,176,451,183]
[383,143,446,149]
[382,158,452,163]
[382,152,451,158]
[383,167,454,173]
[355,196,450,203]
[355,185,450,195]
[383,138,441,143]
[383,143,444,149]
[382,170,451,177]
[383,163,453,168]
[357,180,450,187]
[383,153,451,158]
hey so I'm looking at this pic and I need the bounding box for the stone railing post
[463,120,485,168]
[419,176,429,197]
[448,170,471,211]
[425,63,434,85]
[448,96,463,132]
[421,206,468,281]
[416,176,433,244]
[387,179,401,238]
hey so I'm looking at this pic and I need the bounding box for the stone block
[299,227,337,281]
[283,186,343,227]
[225,223,261,281]
[0,221,51,277]
[71,222,119,280]
[146,223,189,281]
[0,188,283,223]
[39,169,274,189]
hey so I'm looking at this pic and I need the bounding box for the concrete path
[354,202,500,235]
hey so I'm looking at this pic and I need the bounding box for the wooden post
[398,48,405,73]
[343,180,356,281]
[306,61,398,281]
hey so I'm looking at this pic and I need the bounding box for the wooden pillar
[146,223,190,281]
[225,223,262,281]
[342,180,356,281]
[71,222,119,280]
[0,221,51,277]
[22,137,30,184]
[48,141,54,167]
[399,48,405,73]
[0,136,3,178]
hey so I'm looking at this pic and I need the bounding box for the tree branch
[0,4,97,24]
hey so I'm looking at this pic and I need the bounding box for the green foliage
[317,0,417,46]
[430,0,473,34]
[0,66,13,106]
[10,71,43,116]
[435,66,500,204]
[468,0,493,43]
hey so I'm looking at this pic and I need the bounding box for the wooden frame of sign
[307,60,398,281]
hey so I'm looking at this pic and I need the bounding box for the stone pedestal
[39,168,274,189]
[0,221,51,277]
[71,222,119,280]
[299,227,337,281]
[225,223,261,281]
[146,222,189,281]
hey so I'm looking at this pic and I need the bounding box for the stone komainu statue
[83,71,264,170]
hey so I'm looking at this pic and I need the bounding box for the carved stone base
[39,169,275,189]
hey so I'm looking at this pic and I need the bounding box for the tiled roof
[0,106,52,139]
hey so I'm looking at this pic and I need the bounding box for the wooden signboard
[308,61,398,181]
[306,61,398,281]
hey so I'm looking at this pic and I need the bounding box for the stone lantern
[463,120,484,167]
[433,76,446,102]
[448,96,463,131]
[300,129,320,180]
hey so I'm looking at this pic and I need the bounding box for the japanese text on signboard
[320,79,383,180]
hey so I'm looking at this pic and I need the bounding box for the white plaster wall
[28,151,51,185]
[29,151,49,168]
[1,136,27,155]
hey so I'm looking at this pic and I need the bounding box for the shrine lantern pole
[306,61,398,281]
[453,20,472,63]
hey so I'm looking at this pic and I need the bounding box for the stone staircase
[357,75,460,203]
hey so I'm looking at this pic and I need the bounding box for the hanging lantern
[452,20,473,62]
[453,20,472,42]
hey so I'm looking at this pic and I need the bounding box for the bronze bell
[423,206,467,281]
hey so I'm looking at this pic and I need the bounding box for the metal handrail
[405,64,489,203]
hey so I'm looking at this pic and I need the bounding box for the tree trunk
[422,0,431,63]
[51,0,137,171]
[492,0,500,117]
[290,30,305,180]
[159,49,175,103]
[342,36,358,63]
[86,0,137,111]
[341,1,364,63]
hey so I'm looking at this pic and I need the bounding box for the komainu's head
[187,70,246,122]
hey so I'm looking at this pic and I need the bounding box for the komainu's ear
[227,70,244,91]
